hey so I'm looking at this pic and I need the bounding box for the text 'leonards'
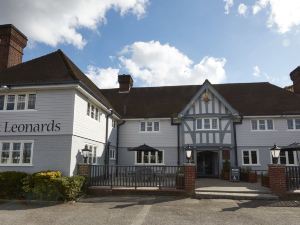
[0,120,61,133]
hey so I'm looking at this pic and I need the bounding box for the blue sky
[2,0,300,88]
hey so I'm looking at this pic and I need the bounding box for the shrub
[22,171,85,201]
[0,171,28,199]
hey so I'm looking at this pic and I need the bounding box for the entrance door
[197,151,218,177]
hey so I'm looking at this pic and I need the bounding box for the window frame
[109,148,116,160]
[270,150,298,166]
[0,140,34,166]
[196,118,219,131]
[242,149,260,166]
[287,118,300,131]
[0,93,36,112]
[86,101,102,122]
[140,121,160,133]
[251,119,275,131]
[135,150,164,165]
[84,144,98,165]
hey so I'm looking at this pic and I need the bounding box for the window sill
[0,109,37,113]
[241,164,261,167]
[286,129,300,132]
[135,163,165,165]
[109,158,116,161]
[0,164,33,167]
[251,130,277,132]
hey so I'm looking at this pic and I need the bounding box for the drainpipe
[116,120,126,165]
[233,116,243,167]
[171,117,181,166]
[104,109,113,166]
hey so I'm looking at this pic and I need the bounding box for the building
[0,24,299,177]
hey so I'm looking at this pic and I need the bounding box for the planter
[261,175,270,187]
[176,174,184,189]
[248,172,257,183]
[240,172,249,182]
[222,171,230,180]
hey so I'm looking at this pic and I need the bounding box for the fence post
[184,163,196,195]
[77,164,91,185]
[268,164,287,196]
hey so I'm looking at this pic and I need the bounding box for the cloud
[238,4,248,16]
[0,0,149,49]
[86,66,119,89]
[252,0,300,33]
[224,0,234,15]
[87,41,227,88]
[253,66,262,77]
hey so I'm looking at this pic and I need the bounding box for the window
[27,94,36,109]
[287,119,300,130]
[196,118,219,130]
[86,101,101,122]
[109,148,116,160]
[140,121,160,132]
[17,94,26,110]
[251,120,274,131]
[0,94,36,111]
[84,145,98,165]
[242,150,259,165]
[136,150,164,164]
[273,151,297,165]
[0,141,33,165]
[0,95,4,110]
[6,95,15,110]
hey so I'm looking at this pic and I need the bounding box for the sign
[230,167,240,182]
[0,120,61,134]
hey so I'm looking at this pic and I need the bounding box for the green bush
[22,171,85,201]
[0,171,28,199]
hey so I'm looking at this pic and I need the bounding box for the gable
[179,80,239,117]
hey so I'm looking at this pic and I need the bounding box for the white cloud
[87,41,227,88]
[0,0,149,49]
[86,66,119,89]
[253,66,261,77]
[252,0,300,33]
[224,0,234,15]
[238,4,248,16]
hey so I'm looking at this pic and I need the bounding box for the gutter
[116,120,126,165]
[104,109,114,166]
[171,117,181,166]
[233,116,243,167]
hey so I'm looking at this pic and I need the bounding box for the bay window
[136,150,164,164]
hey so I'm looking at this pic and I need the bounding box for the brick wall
[184,164,196,194]
[268,164,287,196]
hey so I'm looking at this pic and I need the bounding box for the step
[195,189,272,194]
[195,191,279,200]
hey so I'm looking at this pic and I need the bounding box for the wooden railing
[89,165,185,189]
[286,166,300,191]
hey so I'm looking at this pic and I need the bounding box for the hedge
[0,170,85,201]
[0,171,28,199]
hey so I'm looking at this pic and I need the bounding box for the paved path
[0,196,300,225]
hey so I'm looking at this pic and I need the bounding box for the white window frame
[270,151,298,166]
[140,121,160,133]
[287,119,300,131]
[85,144,98,165]
[135,150,164,165]
[109,148,116,160]
[0,140,34,166]
[242,149,260,166]
[196,118,219,131]
[251,119,275,131]
[0,93,36,112]
[86,101,101,122]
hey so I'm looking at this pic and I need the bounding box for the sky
[0,0,300,88]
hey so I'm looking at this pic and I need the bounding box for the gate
[89,165,185,189]
[286,166,300,191]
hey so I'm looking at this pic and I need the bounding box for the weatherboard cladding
[1,49,300,118]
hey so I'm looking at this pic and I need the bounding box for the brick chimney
[118,74,133,93]
[290,66,300,94]
[0,24,28,71]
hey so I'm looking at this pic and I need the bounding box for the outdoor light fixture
[82,145,91,164]
[185,145,193,163]
[270,144,281,164]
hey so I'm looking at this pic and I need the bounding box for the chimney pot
[0,24,28,71]
[118,74,133,93]
[290,66,300,94]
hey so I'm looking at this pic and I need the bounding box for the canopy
[281,143,300,152]
[128,144,159,152]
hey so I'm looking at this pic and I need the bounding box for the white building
[0,24,300,177]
